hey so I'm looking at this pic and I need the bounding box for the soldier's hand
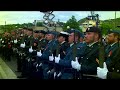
[2,40,4,43]
[49,54,54,61]
[97,62,108,79]
[20,42,25,48]
[37,50,42,57]
[55,54,60,63]
[29,46,33,53]
[14,39,17,44]
[71,57,81,71]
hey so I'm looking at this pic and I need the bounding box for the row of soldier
[0,26,120,79]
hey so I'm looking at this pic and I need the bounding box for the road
[0,57,20,79]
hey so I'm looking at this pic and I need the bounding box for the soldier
[97,30,120,79]
[37,30,48,53]
[71,26,101,79]
[17,28,33,78]
[16,34,24,72]
[53,31,69,79]
[79,32,84,43]
[31,30,48,79]
[36,31,57,79]
[104,30,120,67]
[25,28,33,54]
[4,32,12,61]
[54,29,83,79]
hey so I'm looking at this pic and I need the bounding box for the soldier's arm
[59,52,73,68]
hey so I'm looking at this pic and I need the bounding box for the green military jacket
[105,42,119,67]
[107,47,120,79]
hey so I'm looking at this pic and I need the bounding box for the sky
[0,11,120,25]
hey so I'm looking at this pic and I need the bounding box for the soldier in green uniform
[17,28,32,78]
[37,30,48,53]
[32,30,48,79]
[16,32,24,72]
[105,30,120,67]
[3,32,12,61]
[97,30,120,79]
[71,26,101,79]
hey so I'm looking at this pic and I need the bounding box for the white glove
[97,62,108,79]
[22,42,25,48]
[2,40,4,43]
[20,44,23,47]
[20,42,25,48]
[29,46,33,53]
[14,39,17,44]
[37,50,42,57]
[49,54,54,61]
[55,54,60,63]
[71,57,81,71]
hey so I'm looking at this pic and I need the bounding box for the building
[80,20,99,32]
[33,20,63,32]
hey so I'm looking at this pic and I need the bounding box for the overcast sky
[0,11,120,25]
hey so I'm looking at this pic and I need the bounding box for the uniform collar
[60,41,66,45]
[87,41,98,47]
[110,42,117,47]
[48,40,52,43]
[28,35,32,38]
[70,43,74,47]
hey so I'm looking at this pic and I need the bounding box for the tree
[63,15,82,32]
[100,22,113,35]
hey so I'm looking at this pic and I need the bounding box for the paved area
[0,57,17,79]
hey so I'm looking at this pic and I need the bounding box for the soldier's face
[33,33,38,38]
[85,32,95,44]
[27,31,32,36]
[46,34,54,41]
[24,29,27,35]
[39,33,44,38]
[107,33,115,44]
[68,33,74,44]
[58,36,65,43]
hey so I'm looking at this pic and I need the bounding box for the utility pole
[115,11,116,28]
[5,21,6,32]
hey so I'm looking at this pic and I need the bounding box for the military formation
[0,26,120,79]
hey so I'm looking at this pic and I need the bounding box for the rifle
[99,33,105,68]
[30,29,34,48]
[73,29,80,79]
